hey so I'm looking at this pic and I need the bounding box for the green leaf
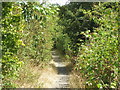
[97,83,103,88]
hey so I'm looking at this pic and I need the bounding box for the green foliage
[56,33,71,53]
[74,2,119,88]
[2,3,24,87]
[57,2,119,89]
[2,2,119,89]
[2,2,59,88]
[57,2,98,55]
[20,2,57,63]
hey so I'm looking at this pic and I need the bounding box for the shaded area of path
[51,50,69,88]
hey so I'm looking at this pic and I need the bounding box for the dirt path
[51,50,69,88]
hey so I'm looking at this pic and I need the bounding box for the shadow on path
[51,50,69,88]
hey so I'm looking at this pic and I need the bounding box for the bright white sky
[49,0,69,5]
[39,0,69,6]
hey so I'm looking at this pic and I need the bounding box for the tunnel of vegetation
[1,1,119,89]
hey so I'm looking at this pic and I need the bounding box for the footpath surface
[51,50,69,88]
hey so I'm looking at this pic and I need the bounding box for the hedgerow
[1,2,59,88]
[75,2,119,88]
[1,1,119,89]
[57,2,119,89]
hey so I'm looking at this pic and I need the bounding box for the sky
[49,0,69,5]
[39,0,68,6]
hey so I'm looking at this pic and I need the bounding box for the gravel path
[51,50,69,88]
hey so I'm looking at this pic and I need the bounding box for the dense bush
[1,2,59,88]
[75,3,119,88]
[1,1,119,89]
[57,2,98,55]
[57,2,119,89]
[2,2,24,87]
[19,2,58,64]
